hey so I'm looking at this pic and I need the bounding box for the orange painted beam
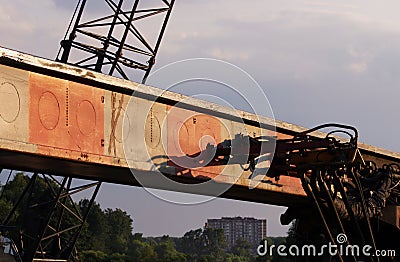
[0,47,399,207]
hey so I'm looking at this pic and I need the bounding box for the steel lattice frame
[57,0,175,83]
[1,172,101,261]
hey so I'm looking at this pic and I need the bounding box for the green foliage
[80,250,108,262]
[0,173,27,225]
[106,252,129,262]
[1,173,295,262]
[153,236,187,262]
[230,238,255,261]
[128,238,158,261]
[104,208,133,254]
[178,228,203,256]
[0,197,13,221]
[77,200,109,252]
[202,227,227,261]
[175,227,227,262]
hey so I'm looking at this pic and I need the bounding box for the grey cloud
[52,0,79,11]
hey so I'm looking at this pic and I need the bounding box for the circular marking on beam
[0,82,20,123]
[76,100,96,136]
[176,121,190,156]
[38,91,60,130]
[145,113,161,149]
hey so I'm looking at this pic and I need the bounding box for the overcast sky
[1,0,400,237]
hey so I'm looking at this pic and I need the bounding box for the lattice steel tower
[57,0,175,83]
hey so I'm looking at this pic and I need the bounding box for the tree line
[0,173,292,261]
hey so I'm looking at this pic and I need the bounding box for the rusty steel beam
[0,47,399,208]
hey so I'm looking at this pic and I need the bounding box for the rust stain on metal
[38,61,96,79]
[83,71,96,78]
[108,92,124,156]
[39,61,82,73]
